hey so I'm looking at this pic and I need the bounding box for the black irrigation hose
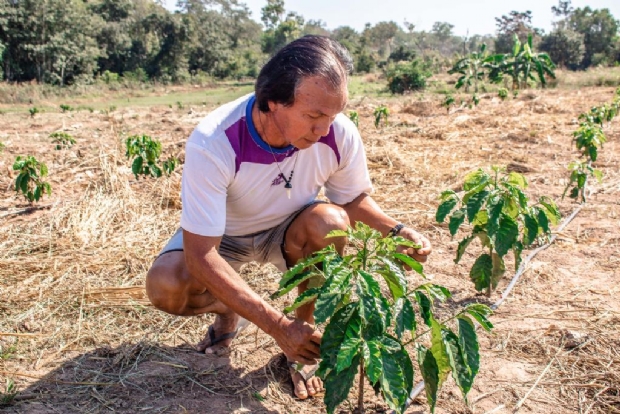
[393,202,586,412]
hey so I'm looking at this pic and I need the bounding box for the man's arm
[183,229,322,364]
[339,193,432,262]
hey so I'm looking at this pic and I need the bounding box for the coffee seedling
[498,88,509,101]
[60,104,73,113]
[50,132,76,150]
[374,105,389,128]
[29,107,39,118]
[272,222,492,413]
[349,110,359,127]
[125,134,177,179]
[13,155,52,202]
[436,166,560,296]
[442,95,455,113]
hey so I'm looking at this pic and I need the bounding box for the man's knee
[303,203,350,249]
[146,254,191,315]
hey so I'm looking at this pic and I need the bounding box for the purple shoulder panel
[224,117,297,173]
[318,126,341,165]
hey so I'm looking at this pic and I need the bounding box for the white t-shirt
[180,93,373,237]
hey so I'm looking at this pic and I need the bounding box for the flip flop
[288,360,319,382]
[206,317,250,348]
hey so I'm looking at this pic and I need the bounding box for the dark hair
[255,35,354,112]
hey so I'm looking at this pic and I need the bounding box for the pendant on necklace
[284,182,292,199]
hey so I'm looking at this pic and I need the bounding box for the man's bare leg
[283,203,350,399]
[145,251,241,354]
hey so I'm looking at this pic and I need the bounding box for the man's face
[268,76,349,150]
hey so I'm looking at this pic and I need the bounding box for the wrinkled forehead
[294,76,349,114]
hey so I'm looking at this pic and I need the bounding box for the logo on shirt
[271,174,284,186]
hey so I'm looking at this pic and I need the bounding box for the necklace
[258,111,298,199]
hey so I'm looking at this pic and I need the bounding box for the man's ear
[267,100,279,113]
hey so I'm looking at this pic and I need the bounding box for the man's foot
[196,314,249,355]
[289,361,323,399]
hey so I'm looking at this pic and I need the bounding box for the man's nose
[312,119,332,137]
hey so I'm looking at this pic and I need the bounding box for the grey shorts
[158,201,325,272]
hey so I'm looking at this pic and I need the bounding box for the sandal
[203,317,250,349]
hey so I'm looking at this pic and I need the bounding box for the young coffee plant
[349,110,359,127]
[442,95,455,113]
[564,89,619,202]
[59,104,73,113]
[29,107,39,118]
[374,105,389,128]
[50,132,76,150]
[436,167,561,296]
[272,222,493,413]
[498,87,509,101]
[1,378,17,407]
[125,134,177,179]
[13,155,52,202]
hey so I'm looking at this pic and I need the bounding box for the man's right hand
[273,316,322,364]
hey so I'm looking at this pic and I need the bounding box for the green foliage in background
[272,222,492,413]
[13,155,52,203]
[436,167,561,296]
[348,110,359,127]
[385,59,430,94]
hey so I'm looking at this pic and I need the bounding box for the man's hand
[398,227,432,263]
[272,316,322,365]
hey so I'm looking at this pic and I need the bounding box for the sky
[164,0,620,37]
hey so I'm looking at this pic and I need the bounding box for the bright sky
[164,0,620,37]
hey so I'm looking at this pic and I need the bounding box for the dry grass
[1,80,619,413]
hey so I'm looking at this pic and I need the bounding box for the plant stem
[358,358,365,413]
[487,246,493,298]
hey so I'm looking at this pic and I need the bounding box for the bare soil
[0,85,618,414]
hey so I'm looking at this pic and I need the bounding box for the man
[146,35,432,401]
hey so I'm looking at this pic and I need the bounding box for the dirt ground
[0,84,619,414]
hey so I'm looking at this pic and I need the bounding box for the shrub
[50,132,76,150]
[385,60,431,94]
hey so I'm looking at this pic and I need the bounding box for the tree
[364,21,401,59]
[567,7,619,67]
[540,29,584,70]
[332,26,360,55]
[494,11,537,54]
[448,43,489,93]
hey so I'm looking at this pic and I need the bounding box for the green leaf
[336,338,361,373]
[494,213,518,257]
[39,162,48,177]
[436,198,458,223]
[449,208,467,236]
[469,254,493,292]
[465,190,488,222]
[491,252,506,289]
[318,303,360,378]
[325,229,348,238]
[20,174,30,194]
[279,254,326,288]
[283,288,320,314]
[33,186,41,201]
[463,169,489,191]
[314,292,345,325]
[14,174,23,193]
[131,156,143,177]
[419,284,452,302]
[378,257,407,299]
[507,171,527,188]
[539,196,561,225]
[394,297,416,339]
[465,304,494,332]
[414,291,432,326]
[364,339,383,384]
[417,345,439,413]
[430,318,451,388]
[523,213,539,246]
[457,316,480,378]
[455,235,475,264]
[324,354,360,414]
[592,169,603,183]
[537,208,550,234]
[272,270,322,299]
[443,329,474,399]
[379,340,410,412]
[392,252,424,275]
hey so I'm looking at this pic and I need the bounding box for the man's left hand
[397,227,432,263]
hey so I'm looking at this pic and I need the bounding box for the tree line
[0,0,618,86]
